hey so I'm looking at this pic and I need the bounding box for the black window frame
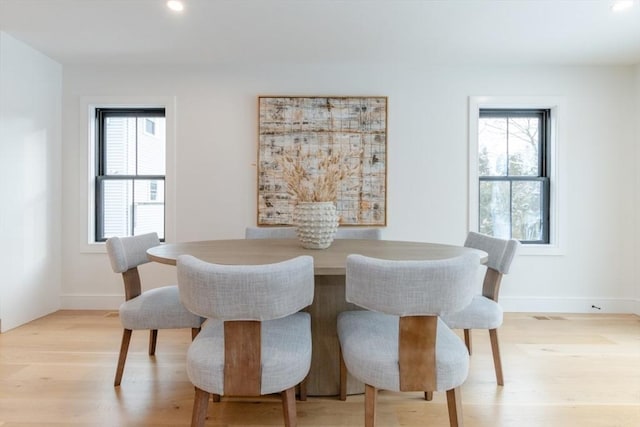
[478,108,551,244]
[95,107,166,242]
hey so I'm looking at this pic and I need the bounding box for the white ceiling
[0,0,639,66]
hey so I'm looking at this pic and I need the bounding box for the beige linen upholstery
[440,232,520,385]
[337,253,480,427]
[177,255,314,427]
[105,232,203,386]
[244,224,381,400]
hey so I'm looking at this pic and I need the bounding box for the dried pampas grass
[278,145,361,202]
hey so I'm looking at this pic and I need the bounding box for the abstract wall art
[257,96,387,226]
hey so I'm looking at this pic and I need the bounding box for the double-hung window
[478,109,550,244]
[95,108,166,241]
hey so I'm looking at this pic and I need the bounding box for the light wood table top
[147,238,487,273]
[147,238,487,396]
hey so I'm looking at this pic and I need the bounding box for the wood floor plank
[0,311,638,426]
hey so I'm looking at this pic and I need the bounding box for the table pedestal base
[306,275,364,396]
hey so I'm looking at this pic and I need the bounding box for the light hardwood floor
[0,311,638,426]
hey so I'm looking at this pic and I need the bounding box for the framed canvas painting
[257,96,387,226]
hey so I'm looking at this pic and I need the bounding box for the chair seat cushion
[337,311,469,392]
[187,312,312,396]
[440,295,503,330]
[119,285,203,330]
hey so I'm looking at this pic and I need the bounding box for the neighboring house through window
[145,118,156,135]
[95,108,166,241]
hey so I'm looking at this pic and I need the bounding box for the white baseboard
[500,296,639,314]
[60,294,123,310]
[61,294,640,315]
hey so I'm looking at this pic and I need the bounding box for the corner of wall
[636,65,640,313]
[0,32,63,331]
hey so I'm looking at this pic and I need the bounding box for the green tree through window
[478,109,550,244]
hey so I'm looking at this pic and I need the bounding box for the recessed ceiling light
[611,0,634,12]
[167,0,184,12]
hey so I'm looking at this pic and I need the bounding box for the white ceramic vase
[293,201,339,249]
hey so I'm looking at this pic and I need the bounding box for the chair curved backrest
[106,232,161,301]
[464,232,519,274]
[106,232,160,273]
[245,226,297,239]
[335,227,382,240]
[177,255,314,321]
[464,232,520,301]
[345,253,480,316]
[245,226,381,240]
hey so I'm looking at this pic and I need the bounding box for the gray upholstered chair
[440,232,520,386]
[244,225,380,400]
[245,226,297,239]
[105,232,204,386]
[245,226,382,240]
[335,227,382,240]
[337,253,480,427]
[177,255,315,427]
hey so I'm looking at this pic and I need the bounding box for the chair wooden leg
[192,327,200,340]
[365,384,377,427]
[211,394,221,402]
[463,329,472,355]
[424,391,433,401]
[489,328,504,385]
[339,346,347,401]
[114,329,132,386]
[446,387,463,427]
[298,377,308,401]
[282,386,297,427]
[148,329,158,355]
[191,387,210,427]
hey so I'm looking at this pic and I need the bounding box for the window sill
[518,243,564,256]
[80,242,107,254]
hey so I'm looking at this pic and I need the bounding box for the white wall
[0,32,62,331]
[635,65,640,315]
[61,63,637,313]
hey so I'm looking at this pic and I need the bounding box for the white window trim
[468,96,566,256]
[79,96,177,253]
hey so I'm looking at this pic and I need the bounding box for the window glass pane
[97,108,166,241]
[102,179,133,238]
[100,179,164,240]
[508,117,539,176]
[105,117,136,175]
[133,180,165,238]
[478,117,507,176]
[478,108,550,244]
[479,180,510,239]
[137,117,165,175]
[512,180,543,241]
[145,118,156,135]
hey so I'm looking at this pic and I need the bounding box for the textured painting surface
[258,96,387,225]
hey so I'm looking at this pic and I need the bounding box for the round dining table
[147,238,487,396]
